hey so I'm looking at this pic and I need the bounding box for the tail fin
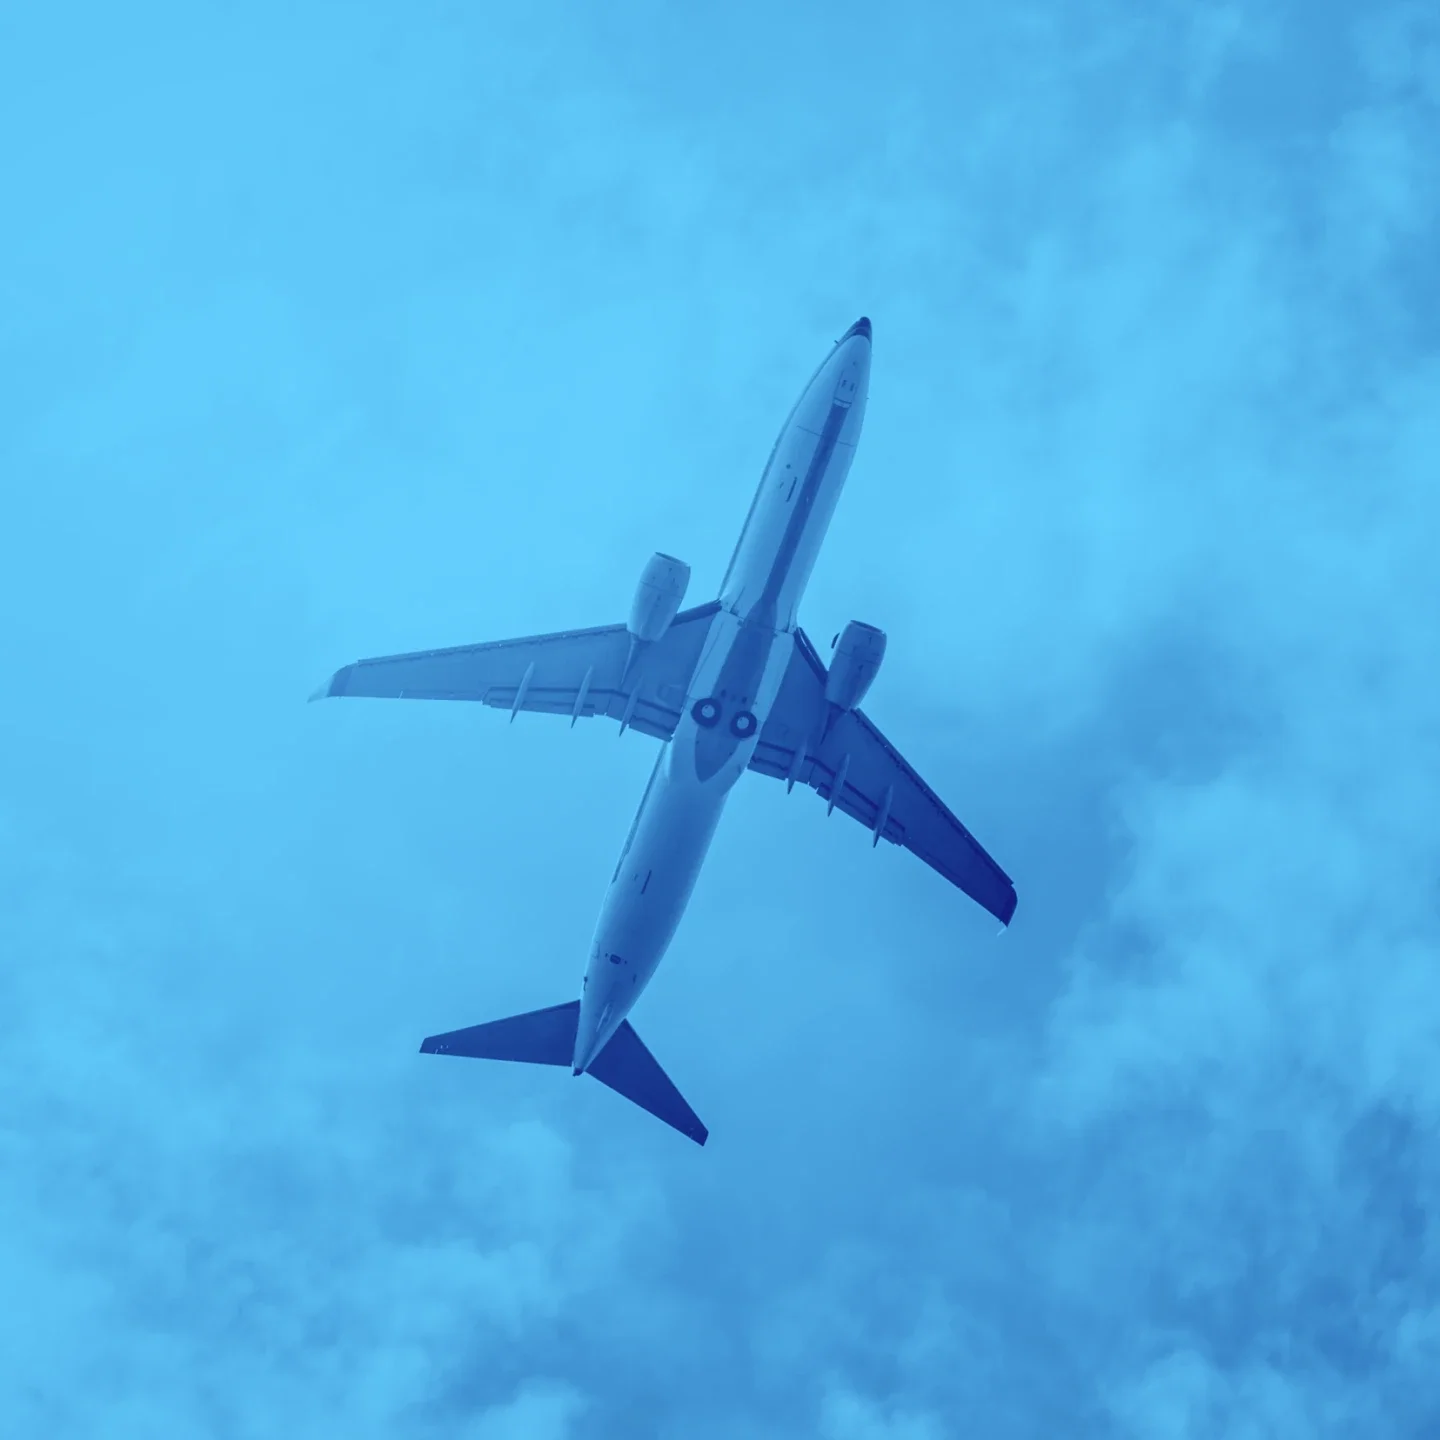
[421,1002,708,1146]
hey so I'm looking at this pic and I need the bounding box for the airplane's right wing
[749,628,1017,926]
[311,600,722,743]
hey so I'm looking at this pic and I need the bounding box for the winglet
[997,887,1018,928]
[309,664,353,702]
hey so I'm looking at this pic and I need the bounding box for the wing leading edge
[750,629,1017,926]
[311,601,723,742]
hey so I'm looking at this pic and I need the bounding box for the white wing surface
[312,601,722,743]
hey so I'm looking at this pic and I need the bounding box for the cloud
[469,1384,587,1440]
[1105,1350,1326,1440]
[819,1385,946,1440]
[1013,12,1440,1427]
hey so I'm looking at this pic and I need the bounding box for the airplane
[311,316,1016,1146]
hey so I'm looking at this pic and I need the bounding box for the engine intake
[629,552,690,643]
[824,621,886,711]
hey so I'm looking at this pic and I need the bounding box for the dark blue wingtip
[841,315,872,343]
[308,665,350,702]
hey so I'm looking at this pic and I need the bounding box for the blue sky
[3,1,1437,1434]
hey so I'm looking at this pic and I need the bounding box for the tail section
[586,1021,708,1145]
[422,1001,579,1066]
[421,1002,708,1146]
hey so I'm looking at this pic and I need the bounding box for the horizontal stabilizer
[589,1022,708,1145]
[421,1001,579,1066]
[420,1002,707,1145]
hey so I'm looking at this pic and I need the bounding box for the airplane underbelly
[682,623,794,785]
[584,754,729,1037]
[721,338,867,624]
[580,621,793,1045]
[768,443,855,623]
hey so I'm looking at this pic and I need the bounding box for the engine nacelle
[628,552,690,643]
[824,621,887,711]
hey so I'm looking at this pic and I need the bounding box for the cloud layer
[2,0,1437,1435]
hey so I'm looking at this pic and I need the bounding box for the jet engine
[628,552,691,642]
[823,621,887,711]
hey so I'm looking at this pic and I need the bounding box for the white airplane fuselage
[573,321,872,1072]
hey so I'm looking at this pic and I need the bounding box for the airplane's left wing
[749,628,1017,926]
[311,601,722,743]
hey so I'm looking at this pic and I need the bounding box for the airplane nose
[841,315,871,343]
